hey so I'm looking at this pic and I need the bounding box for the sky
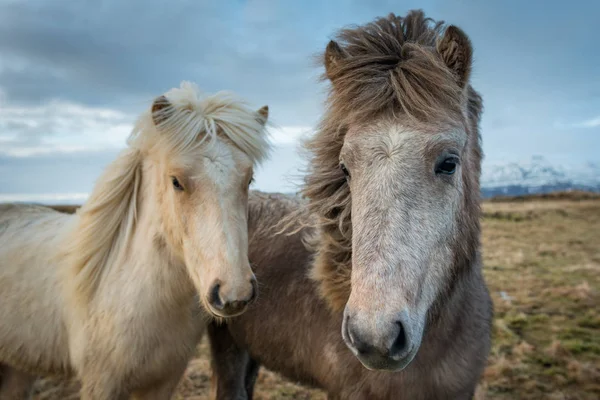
[0,0,598,202]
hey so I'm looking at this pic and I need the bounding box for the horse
[207,11,493,400]
[0,81,271,399]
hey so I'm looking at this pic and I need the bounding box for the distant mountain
[480,156,600,198]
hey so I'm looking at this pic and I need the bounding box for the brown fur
[210,189,491,399]
[209,10,492,399]
[291,10,479,312]
[0,364,35,400]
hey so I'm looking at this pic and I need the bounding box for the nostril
[343,316,370,354]
[209,283,223,310]
[390,321,408,357]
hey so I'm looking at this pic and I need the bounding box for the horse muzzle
[342,307,423,371]
[206,276,258,318]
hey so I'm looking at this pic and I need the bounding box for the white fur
[343,121,466,370]
[0,82,269,399]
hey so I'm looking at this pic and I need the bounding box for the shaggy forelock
[131,81,270,166]
[322,10,464,124]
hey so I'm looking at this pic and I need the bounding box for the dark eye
[171,176,184,191]
[249,176,254,187]
[435,157,458,175]
[340,163,350,179]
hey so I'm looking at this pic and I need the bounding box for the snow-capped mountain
[480,156,600,198]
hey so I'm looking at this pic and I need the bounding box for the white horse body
[0,205,73,374]
[0,202,200,390]
[0,82,270,399]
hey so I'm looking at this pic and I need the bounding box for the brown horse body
[209,10,492,400]
[209,191,491,399]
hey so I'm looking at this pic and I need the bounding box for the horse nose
[208,277,257,317]
[344,317,407,356]
[342,309,413,370]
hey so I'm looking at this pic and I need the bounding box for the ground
[25,193,600,399]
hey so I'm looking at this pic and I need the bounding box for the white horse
[0,82,270,399]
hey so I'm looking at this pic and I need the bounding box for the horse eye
[340,163,350,178]
[249,176,254,187]
[435,157,458,175]
[171,176,184,191]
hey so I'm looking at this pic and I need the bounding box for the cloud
[0,192,89,204]
[574,117,600,129]
[0,0,598,200]
[267,126,313,145]
[554,116,600,130]
[0,150,118,195]
[0,100,312,170]
[0,0,327,126]
[0,100,133,156]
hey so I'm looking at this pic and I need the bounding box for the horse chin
[354,344,420,372]
[204,303,249,319]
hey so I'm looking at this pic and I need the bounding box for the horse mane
[130,81,270,165]
[295,10,483,312]
[61,147,142,307]
[322,10,465,124]
[62,82,270,305]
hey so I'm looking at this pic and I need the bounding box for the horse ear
[324,40,347,81]
[256,105,269,125]
[151,95,173,127]
[436,26,473,88]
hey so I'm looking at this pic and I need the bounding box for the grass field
[28,193,600,399]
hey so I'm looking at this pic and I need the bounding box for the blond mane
[62,82,270,304]
[131,82,270,164]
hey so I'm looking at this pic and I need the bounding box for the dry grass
[25,194,600,399]
[479,197,600,400]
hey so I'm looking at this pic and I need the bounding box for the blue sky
[0,0,598,202]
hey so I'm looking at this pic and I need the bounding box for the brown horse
[208,10,492,400]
